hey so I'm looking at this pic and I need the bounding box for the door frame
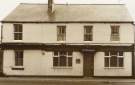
[83,51,95,77]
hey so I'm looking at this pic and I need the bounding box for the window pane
[111,35,120,41]
[84,35,92,41]
[111,26,119,34]
[14,24,22,32]
[105,57,109,67]
[119,51,123,56]
[60,56,67,66]
[105,51,109,56]
[60,51,66,55]
[15,51,23,66]
[110,51,117,56]
[68,51,73,56]
[53,57,59,66]
[14,33,22,40]
[119,58,124,67]
[54,51,58,56]
[68,57,72,66]
[110,56,117,67]
[85,27,92,33]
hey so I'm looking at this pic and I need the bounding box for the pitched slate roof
[2,3,133,23]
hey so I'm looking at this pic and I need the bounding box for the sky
[0,0,135,22]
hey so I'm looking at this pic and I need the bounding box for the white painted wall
[94,52,132,76]
[3,50,83,76]
[3,50,132,76]
[2,23,134,44]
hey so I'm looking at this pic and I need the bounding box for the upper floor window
[14,24,23,40]
[111,25,120,41]
[53,51,73,67]
[84,25,93,41]
[104,51,124,68]
[15,50,23,66]
[57,26,66,41]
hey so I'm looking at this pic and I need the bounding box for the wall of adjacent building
[2,23,134,44]
[94,52,132,76]
[3,50,83,76]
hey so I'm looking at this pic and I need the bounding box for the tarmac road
[0,77,135,85]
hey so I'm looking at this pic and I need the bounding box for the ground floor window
[15,50,23,66]
[53,51,73,67]
[104,51,124,67]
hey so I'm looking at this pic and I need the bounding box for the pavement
[0,77,135,85]
[0,77,135,82]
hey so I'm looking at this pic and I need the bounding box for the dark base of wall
[2,75,84,78]
[94,76,134,79]
[1,74,134,79]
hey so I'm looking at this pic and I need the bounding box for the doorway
[83,53,94,77]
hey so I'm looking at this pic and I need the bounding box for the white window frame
[14,24,23,40]
[57,26,66,41]
[53,51,73,68]
[104,51,124,68]
[110,25,120,41]
[84,25,93,41]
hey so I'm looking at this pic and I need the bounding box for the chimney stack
[48,0,54,14]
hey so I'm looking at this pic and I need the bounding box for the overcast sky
[0,0,135,22]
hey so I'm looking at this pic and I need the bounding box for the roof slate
[2,3,133,23]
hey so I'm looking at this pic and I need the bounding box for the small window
[111,25,120,41]
[15,50,23,66]
[14,24,23,40]
[84,26,93,41]
[57,26,66,41]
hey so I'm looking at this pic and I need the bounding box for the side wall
[94,52,132,76]
[3,50,83,76]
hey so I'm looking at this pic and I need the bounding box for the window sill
[57,41,66,43]
[11,66,24,70]
[52,67,73,69]
[84,40,93,42]
[104,67,124,69]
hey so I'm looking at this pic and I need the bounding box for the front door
[83,53,94,77]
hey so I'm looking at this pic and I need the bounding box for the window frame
[14,50,24,67]
[104,51,124,68]
[53,51,73,68]
[84,25,93,41]
[14,24,23,40]
[57,25,66,41]
[110,25,120,41]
